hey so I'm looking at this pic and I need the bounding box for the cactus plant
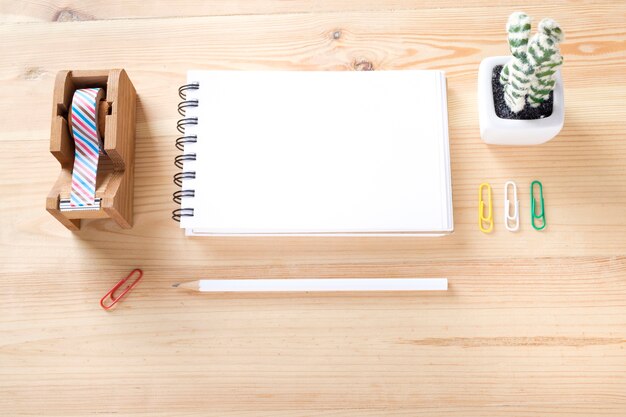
[499,12,564,113]
[500,12,532,113]
[527,19,564,107]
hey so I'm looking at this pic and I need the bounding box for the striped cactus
[500,12,533,113]
[527,19,564,107]
[499,13,564,113]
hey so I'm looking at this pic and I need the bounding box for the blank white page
[180,70,452,235]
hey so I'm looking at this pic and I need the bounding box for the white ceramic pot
[478,56,564,145]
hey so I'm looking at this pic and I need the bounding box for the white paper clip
[504,181,519,232]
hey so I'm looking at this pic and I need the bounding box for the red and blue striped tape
[69,88,102,207]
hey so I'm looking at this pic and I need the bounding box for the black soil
[492,65,553,120]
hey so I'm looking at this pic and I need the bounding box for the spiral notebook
[174,70,453,236]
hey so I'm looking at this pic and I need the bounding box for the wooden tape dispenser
[46,70,137,231]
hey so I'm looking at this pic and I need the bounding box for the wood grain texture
[0,0,574,22]
[1,1,625,416]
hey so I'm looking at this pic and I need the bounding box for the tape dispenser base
[46,69,137,231]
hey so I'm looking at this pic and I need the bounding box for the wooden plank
[1,260,625,416]
[1,0,572,22]
[0,4,624,139]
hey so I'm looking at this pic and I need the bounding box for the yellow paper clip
[479,183,493,233]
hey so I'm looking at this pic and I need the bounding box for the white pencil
[173,278,448,293]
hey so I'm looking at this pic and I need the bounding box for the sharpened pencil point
[172,283,180,288]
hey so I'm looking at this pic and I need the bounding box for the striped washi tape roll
[68,88,104,208]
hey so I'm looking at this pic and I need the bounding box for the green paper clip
[530,180,546,231]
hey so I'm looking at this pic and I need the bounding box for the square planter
[478,56,564,145]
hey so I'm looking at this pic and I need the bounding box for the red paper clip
[100,269,143,310]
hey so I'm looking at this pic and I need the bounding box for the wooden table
[1,1,625,416]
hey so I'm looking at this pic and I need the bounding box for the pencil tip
[172,283,180,288]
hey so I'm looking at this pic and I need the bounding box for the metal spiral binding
[173,189,195,204]
[172,208,194,222]
[176,135,197,151]
[177,117,198,134]
[178,99,198,116]
[173,82,199,222]
[174,171,196,187]
[174,153,196,169]
[179,83,199,100]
